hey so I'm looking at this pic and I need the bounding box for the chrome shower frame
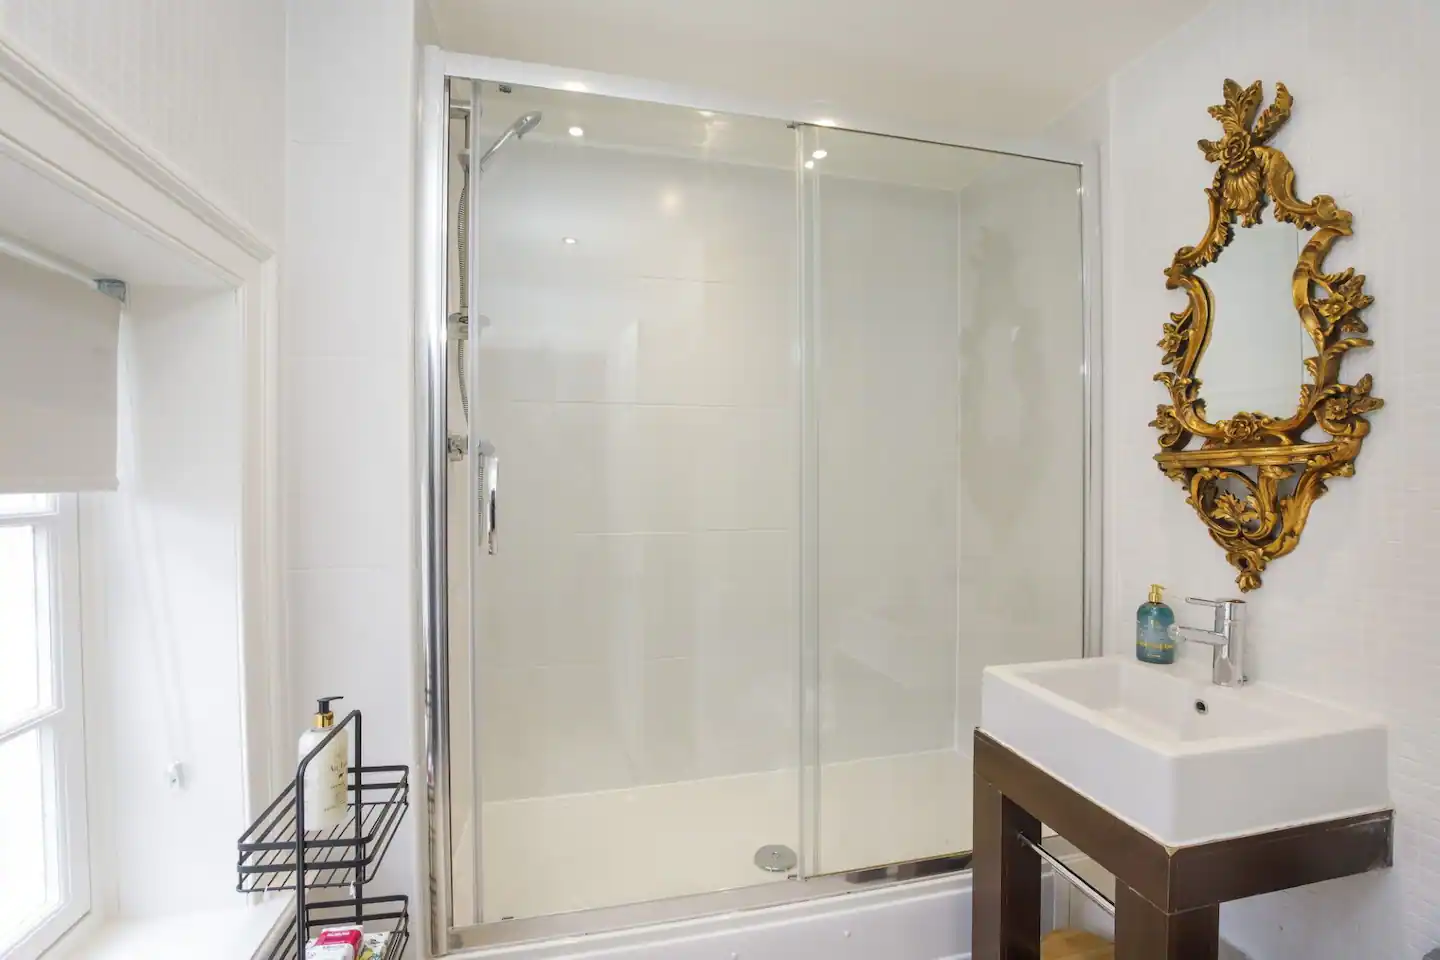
[416,45,1105,957]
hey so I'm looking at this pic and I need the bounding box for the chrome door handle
[477,440,497,555]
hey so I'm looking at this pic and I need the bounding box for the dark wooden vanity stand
[971,729,1393,960]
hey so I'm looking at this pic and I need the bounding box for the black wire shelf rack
[236,764,408,892]
[258,895,410,960]
[235,708,411,959]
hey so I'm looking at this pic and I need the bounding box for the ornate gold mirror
[1151,80,1381,591]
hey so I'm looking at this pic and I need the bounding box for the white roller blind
[0,251,120,492]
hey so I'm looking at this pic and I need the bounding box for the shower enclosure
[419,51,1099,956]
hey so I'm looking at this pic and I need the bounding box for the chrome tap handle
[1177,597,1247,686]
[1185,596,1245,631]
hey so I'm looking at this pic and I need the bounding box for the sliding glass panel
[447,81,803,924]
[802,126,1085,875]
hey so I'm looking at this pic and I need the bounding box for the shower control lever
[477,440,497,555]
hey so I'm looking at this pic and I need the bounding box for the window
[0,494,87,959]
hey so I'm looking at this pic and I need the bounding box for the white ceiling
[434,0,1207,138]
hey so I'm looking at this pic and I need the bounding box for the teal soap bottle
[1136,583,1176,664]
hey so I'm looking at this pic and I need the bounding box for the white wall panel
[0,0,286,244]
[1071,1,1440,955]
[281,0,419,904]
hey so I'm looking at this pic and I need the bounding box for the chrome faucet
[1167,597,1247,687]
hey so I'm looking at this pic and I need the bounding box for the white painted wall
[82,287,245,919]
[1065,1,1440,955]
[0,0,286,244]
[282,0,419,906]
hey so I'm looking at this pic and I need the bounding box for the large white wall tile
[694,165,798,287]
[281,355,409,570]
[282,0,418,905]
[287,566,409,722]
[571,533,704,662]
[635,279,796,409]
[954,156,1089,746]
[477,276,643,404]
[283,144,405,357]
[468,133,808,798]
[813,168,961,764]
[479,663,628,799]
[692,631,797,777]
[285,0,417,146]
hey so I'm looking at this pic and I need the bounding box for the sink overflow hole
[1194,699,1209,715]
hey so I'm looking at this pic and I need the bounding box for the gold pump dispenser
[313,695,342,729]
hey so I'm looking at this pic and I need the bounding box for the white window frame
[0,494,89,960]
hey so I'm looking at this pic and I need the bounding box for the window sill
[44,897,294,960]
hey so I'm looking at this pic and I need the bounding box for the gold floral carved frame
[1150,80,1381,591]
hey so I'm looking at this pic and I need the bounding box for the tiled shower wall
[953,158,1088,749]
[468,138,967,801]
[815,174,961,766]
[472,140,802,801]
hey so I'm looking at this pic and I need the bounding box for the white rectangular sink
[981,657,1388,847]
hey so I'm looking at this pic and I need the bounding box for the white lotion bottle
[298,696,349,832]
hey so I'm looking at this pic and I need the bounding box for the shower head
[475,111,543,172]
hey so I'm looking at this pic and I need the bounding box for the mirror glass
[1193,220,1314,422]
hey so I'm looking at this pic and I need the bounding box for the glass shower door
[448,83,805,926]
[438,82,1092,939]
[800,125,1087,875]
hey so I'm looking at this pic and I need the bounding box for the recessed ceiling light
[562,237,578,245]
[816,118,837,127]
[562,81,588,92]
[804,160,815,169]
[698,110,715,117]
[811,149,828,160]
[568,125,585,137]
